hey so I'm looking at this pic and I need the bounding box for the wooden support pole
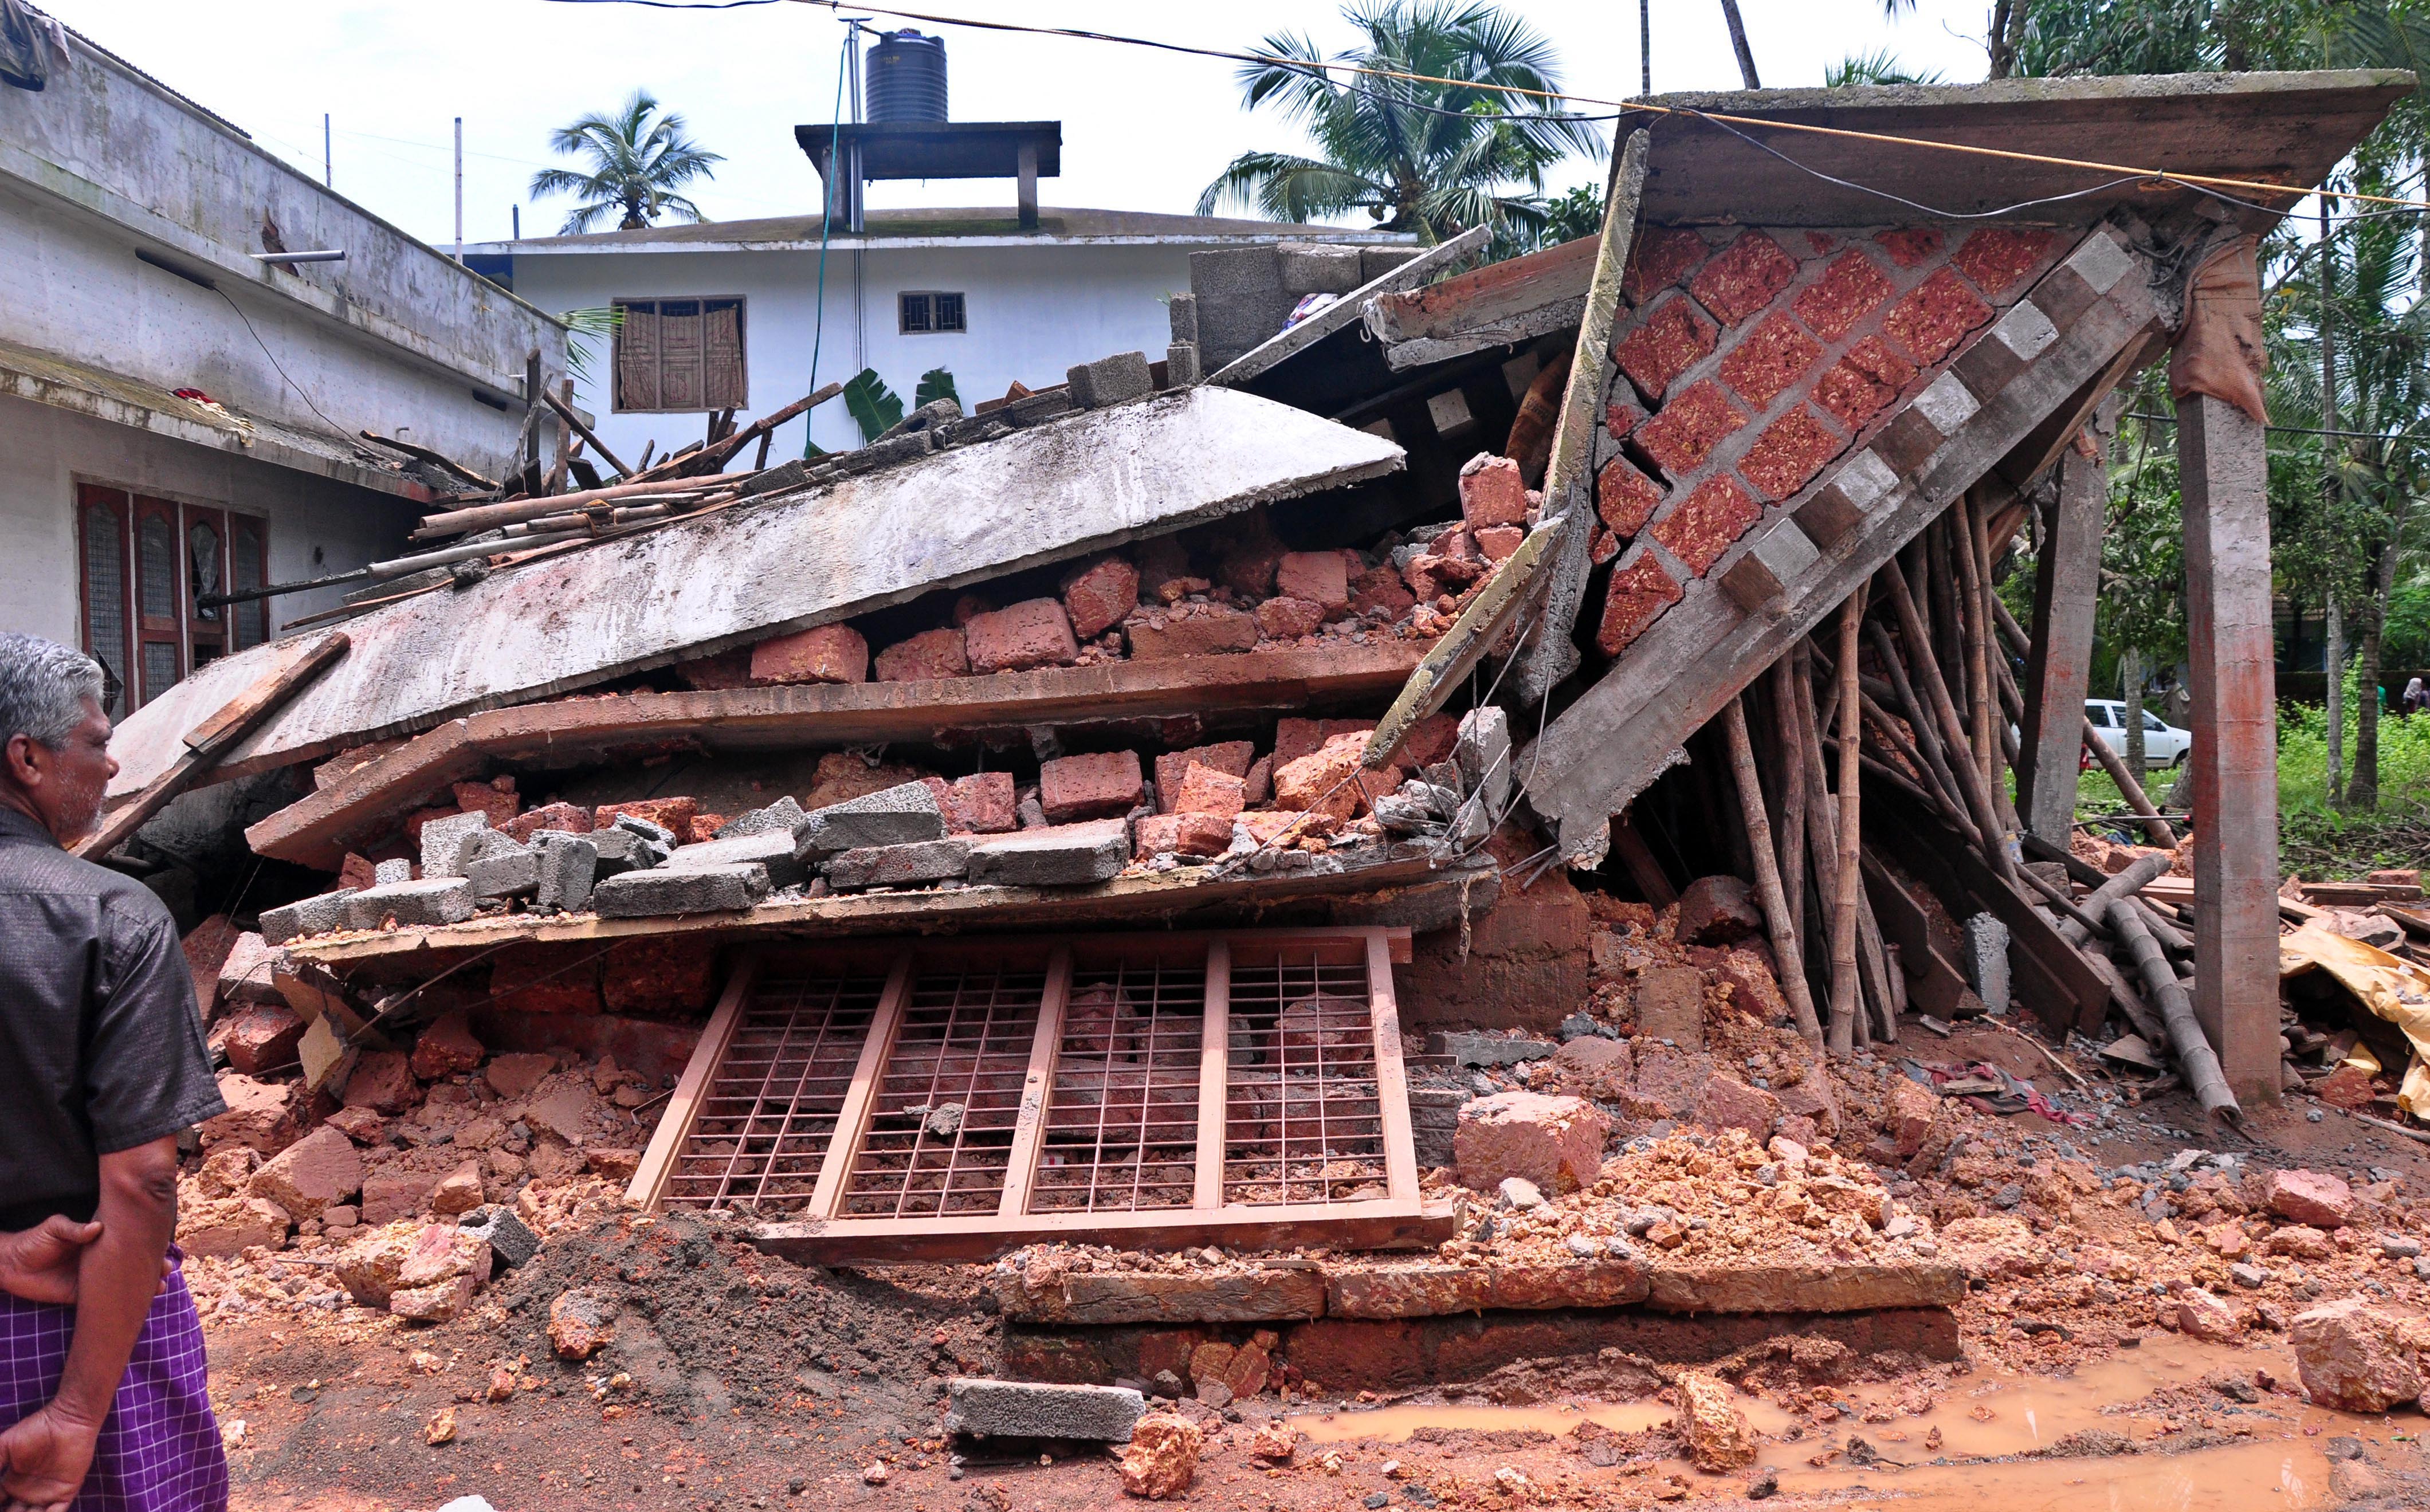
[1865,619,1974,835]
[1952,493,1996,797]
[2055,851,2173,947]
[1792,648,1854,1050]
[1965,493,2023,836]
[2176,390,2282,1106]
[1772,655,1807,944]
[2019,431,2108,842]
[1882,565,2015,878]
[1725,697,1823,1048]
[2110,898,2241,1124]
[1830,589,1866,1055]
[541,386,633,478]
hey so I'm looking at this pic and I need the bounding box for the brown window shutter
[704,300,745,410]
[659,300,705,410]
[616,301,660,411]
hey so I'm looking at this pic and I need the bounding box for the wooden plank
[1528,230,2160,861]
[998,947,1071,1218]
[2019,426,2109,842]
[1192,939,1231,1211]
[104,386,1407,802]
[1859,852,1970,1018]
[752,1197,1456,1266]
[1366,233,1599,371]
[249,642,1428,870]
[1368,929,1420,1203]
[802,952,912,1220]
[1211,227,1488,388]
[626,951,762,1210]
[77,631,348,860]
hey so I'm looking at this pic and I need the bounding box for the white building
[0,15,566,711]
[465,206,1408,463]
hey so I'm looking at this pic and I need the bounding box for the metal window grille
[899,292,932,333]
[630,929,1432,1262]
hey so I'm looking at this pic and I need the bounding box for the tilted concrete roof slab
[102,384,1403,799]
[1632,70,2413,229]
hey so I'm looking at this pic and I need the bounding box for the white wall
[502,241,1199,461]
[0,393,417,651]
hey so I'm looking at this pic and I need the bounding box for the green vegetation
[529,91,721,234]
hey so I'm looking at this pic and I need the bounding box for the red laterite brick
[1884,268,1993,366]
[1613,296,1718,402]
[1953,226,2056,297]
[1792,252,1896,343]
[1597,453,1665,537]
[1595,552,1685,655]
[1651,475,1761,576]
[1623,227,1710,303]
[1813,337,1918,431]
[1634,379,1749,476]
[1719,312,1824,409]
[1877,226,1946,268]
[1689,231,1799,325]
[1739,407,1845,501]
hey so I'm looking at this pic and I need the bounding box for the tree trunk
[1718,0,1761,88]
[1986,0,2019,78]
[2327,591,2347,808]
[2121,645,2147,775]
[2352,505,2413,812]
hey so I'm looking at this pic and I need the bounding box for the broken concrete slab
[715,796,807,841]
[1643,1257,1965,1313]
[344,878,475,930]
[107,386,1403,799]
[823,838,973,890]
[966,818,1130,887]
[945,1378,1145,1442]
[799,781,947,860]
[991,1263,1327,1325]
[1323,1255,1648,1318]
[591,862,770,918]
[259,887,358,946]
[662,830,810,889]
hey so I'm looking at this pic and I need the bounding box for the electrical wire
[804,28,849,458]
[532,0,2430,213]
[214,285,351,438]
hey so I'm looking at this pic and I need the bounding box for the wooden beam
[1368,930,1420,1203]
[2018,426,2108,841]
[1365,234,1599,371]
[252,642,1428,870]
[802,953,912,1220]
[626,951,762,1209]
[77,631,348,860]
[996,948,1071,1219]
[1192,940,1231,1211]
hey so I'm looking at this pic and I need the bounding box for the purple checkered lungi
[0,1251,227,1511]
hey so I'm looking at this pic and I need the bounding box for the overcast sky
[42,0,2004,247]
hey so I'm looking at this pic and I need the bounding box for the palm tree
[1197,1,1604,247]
[1824,49,1945,86]
[529,92,722,235]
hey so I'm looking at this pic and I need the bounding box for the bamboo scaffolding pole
[1773,655,1808,952]
[1830,590,1867,1055]
[2056,851,2175,947]
[1953,494,1996,797]
[1989,595,2177,847]
[2110,898,2240,1124]
[1864,619,1976,833]
[1725,696,1824,1048]
[1883,563,2016,879]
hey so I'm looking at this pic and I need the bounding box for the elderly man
[0,634,227,1512]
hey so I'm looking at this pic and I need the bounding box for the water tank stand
[1017,140,1038,231]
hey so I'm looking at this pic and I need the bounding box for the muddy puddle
[1289,1336,2412,1508]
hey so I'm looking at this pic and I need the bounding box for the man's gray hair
[0,634,106,749]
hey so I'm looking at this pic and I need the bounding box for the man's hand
[0,1401,100,1512]
[0,1218,101,1306]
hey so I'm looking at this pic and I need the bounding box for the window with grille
[898,290,965,335]
[76,485,266,712]
[613,297,746,412]
[630,929,1426,1262]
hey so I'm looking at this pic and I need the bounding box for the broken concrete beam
[591,862,770,918]
[1427,1031,1555,1066]
[259,888,359,946]
[419,811,489,879]
[531,834,599,913]
[823,838,973,890]
[662,830,810,889]
[946,1378,1145,1442]
[966,818,1130,887]
[344,878,475,930]
[1644,1257,1965,1313]
[990,1262,1326,1325]
[1066,352,1155,410]
[800,781,947,859]
[464,846,540,902]
[1323,1255,1648,1318]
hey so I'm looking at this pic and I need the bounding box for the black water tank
[866,30,947,123]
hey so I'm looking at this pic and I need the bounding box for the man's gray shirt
[0,807,224,1230]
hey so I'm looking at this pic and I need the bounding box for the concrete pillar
[2019,431,2107,845]
[2176,392,2280,1105]
[1016,141,1039,231]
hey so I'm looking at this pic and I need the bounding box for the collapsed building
[105,68,2430,1412]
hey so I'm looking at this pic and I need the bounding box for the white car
[2084,700,2190,769]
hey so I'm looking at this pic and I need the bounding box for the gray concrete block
[1428,1031,1556,1066]
[1361,246,1422,283]
[1279,241,1365,295]
[1004,390,1074,427]
[823,838,973,890]
[612,814,677,847]
[610,815,674,867]
[1163,341,1202,388]
[965,818,1129,887]
[800,781,947,859]
[1967,912,2012,1017]
[465,847,540,901]
[345,878,475,929]
[468,828,525,864]
[458,1204,539,1268]
[663,829,808,889]
[591,861,770,918]
[1066,351,1154,410]
[1168,291,1199,347]
[1456,706,1513,817]
[259,888,359,946]
[558,826,645,874]
[945,1378,1144,1442]
[419,811,490,879]
[532,834,599,914]
[1189,245,1289,370]
[372,858,411,886]
[832,429,936,477]
[740,458,810,498]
